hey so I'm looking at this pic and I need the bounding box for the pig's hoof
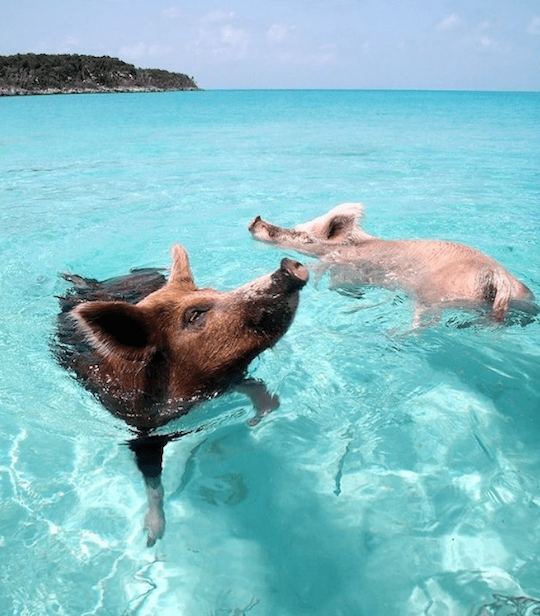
[268,393,280,411]
[144,507,165,547]
[248,397,279,427]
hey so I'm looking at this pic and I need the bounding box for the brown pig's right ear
[168,244,196,291]
[71,301,155,360]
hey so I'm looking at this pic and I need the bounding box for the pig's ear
[168,244,196,291]
[71,301,154,360]
[325,203,364,240]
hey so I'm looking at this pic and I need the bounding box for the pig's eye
[183,306,210,328]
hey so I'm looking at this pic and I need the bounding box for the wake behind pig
[54,245,308,546]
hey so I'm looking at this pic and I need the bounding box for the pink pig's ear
[71,301,155,360]
[168,244,197,291]
[324,203,364,240]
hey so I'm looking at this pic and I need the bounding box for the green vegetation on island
[0,53,199,96]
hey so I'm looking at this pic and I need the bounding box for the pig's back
[340,239,497,278]
[334,238,530,302]
[385,239,532,303]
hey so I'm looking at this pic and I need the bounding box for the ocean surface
[0,90,539,615]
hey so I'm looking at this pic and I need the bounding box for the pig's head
[70,245,308,402]
[249,203,372,256]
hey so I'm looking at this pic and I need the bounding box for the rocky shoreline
[0,53,199,97]
[0,85,199,96]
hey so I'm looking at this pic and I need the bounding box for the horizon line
[201,87,540,93]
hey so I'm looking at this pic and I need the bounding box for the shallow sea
[0,90,539,615]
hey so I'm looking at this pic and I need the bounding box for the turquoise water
[0,90,539,615]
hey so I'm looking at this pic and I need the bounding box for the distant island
[0,53,199,96]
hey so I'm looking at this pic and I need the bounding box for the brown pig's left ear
[71,301,155,360]
[168,244,196,291]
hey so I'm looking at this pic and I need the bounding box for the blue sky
[1,0,539,89]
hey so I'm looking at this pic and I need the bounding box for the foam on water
[0,90,539,615]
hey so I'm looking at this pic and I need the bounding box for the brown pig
[249,203,535,326]
[54,245,308,545]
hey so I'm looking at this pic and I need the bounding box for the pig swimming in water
[55,245,308,545]
[249,203,535,326]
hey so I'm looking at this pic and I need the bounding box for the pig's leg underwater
[129,434,169,547]
[412,303,442,329]
[236,379,280,426]
[311,261,366,299]
[126,378,280,547]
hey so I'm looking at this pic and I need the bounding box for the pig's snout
[279,258,309,289]
[249,215,278,240]
[242,258,307,338]
[248,215,263,233]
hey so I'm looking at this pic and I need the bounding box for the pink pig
[249,203,535,326]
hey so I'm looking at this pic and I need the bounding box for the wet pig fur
[54,245,308,545]
[249,203,535,326]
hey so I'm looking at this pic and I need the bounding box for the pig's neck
[333,236,400,260]
[350,229,374,243]
[85,352,248,429]
[168,369,244,403]
[89,354,169,420]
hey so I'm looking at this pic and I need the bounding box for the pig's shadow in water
[165,420,370,615]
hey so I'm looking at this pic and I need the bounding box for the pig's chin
[247,296,298,343]
[286,290,300,313]
[251,228,277,245]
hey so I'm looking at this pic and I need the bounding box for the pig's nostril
[280,258,309,284]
